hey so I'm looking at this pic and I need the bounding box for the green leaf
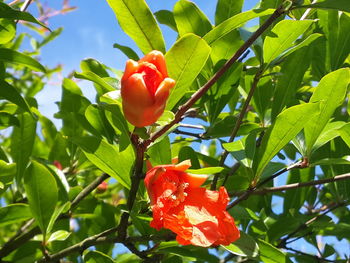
[263,20,314,65]
[165,33,211,110]
[271,45,313,121]
[0,2,49,29]
[72,136,134,189]
[215,0,244,25]
[47,230,71,243]
[80,58,109,78]
[74,71,114,94]
[24,161,58,236]
[0,19,16,44]
[10,112,37,181]
[154,10,177,31]
[148,136,171,166]
[257,239,287,263]
[313,121,346,152]
[339,123,350,148]
[0,80,32,115]
[0,204,31,227]
[174,0,212,37]
[178,146,200,169]
[254,103,319,178]
[0,48,46,72]
[302,0,350,12]
[0,160,16,189]
[223,232,258,258]
[187,167,224,175]
[304,68,350,156]
[83,250,115,263]
[203,9,274,45]
[0,112,19,128]
[106,0,165,54]
[113,43,140,61]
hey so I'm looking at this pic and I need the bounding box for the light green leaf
[257,239,286,263]
[0,80,32,115]
[72,136,134,189]
[24,161,58,236]
[47,230,71,243]
[10,112,37,181]
[263,20,314,65]
[148,136,171,166]
[203,9,274,45]
[338,123,350,148]
[113,43,140,61]
[254,103,319,178]
[74,71,114,94]
[0,19,16,44]
[187,167,224,175]
[223,232,258,258]
[165,33,211,110]
[304,68,350,155]
[154,10,177,31]
[301,0,350,12]
[0,204,31,227]
[174,0,212,37]
[80,58,109,78]
[215,0,244,25]
[0,48,46,72]
[313,121,346,152]
[106,0,165,54]
[84,250,115,263]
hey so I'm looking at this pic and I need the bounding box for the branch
[232,173,350,196]
[38,231,174,262]
[0,173,110,259]
[285,246,335,262]
[226,161,305,210]
[173,129,204,139]
[212,69,263,190]
[278,201,348,248]
[142,5,287,149]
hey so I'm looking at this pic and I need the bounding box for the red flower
[121,50,175,127]
[144,161,240,247]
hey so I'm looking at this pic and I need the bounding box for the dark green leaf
[80,58,109,78]
[0,80,32,114]
[83,250,114,263]
[0,203,31,226]
[302,0,350,12]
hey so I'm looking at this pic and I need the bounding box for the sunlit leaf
[0,48,46,72]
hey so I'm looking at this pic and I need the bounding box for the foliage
[0,0,349,262]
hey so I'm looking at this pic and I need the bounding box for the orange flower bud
[121,50,175,127]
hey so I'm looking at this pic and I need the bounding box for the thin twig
[178,123,204,130]
[212,70,263,190]
[173,129,203,139]
[20,0,32,12]
[142,5,287,149]
[278,201,347,248]
[231,173,350,196]
[285,246,334,262]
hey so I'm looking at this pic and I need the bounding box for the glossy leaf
[72,136,134,189]
[165,33,211,110]
[74,71,114,94]
[154,10,177,31]
[257,239,287,263]
[0,2,49,29]
[0,204,31,226]
[215,0,244,25]
[302,0,350,12]
[0,48,46,72]
[223,232,258,258]
[304,68,350,155]
[174,0,212,37]
[10,112,37,181]
[263,20,314,65]
[47,230,71,243]
[24,161,58,236]
[0,80,32,114]
[84,250,114,263]
[254,103,319,178]
[0,19,16,44]
[203,9,274,45]
[113,43,140,61]
[106,0,165,54]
